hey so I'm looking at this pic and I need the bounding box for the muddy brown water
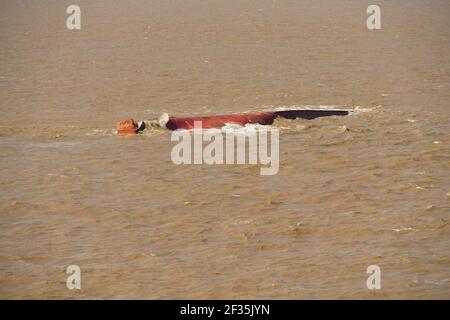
[0,0,449,299]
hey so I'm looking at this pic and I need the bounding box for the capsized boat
[116,109,351,134]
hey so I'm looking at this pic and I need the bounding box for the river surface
[0,0,449,299]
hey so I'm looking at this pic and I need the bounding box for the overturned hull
[165,112,275,130]
[274,109,349,120]
[116,109,350,133]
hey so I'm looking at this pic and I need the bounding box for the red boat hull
[116,109,350,133]
[165,112,275,130]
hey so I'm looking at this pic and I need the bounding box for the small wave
[392,227,416,233]
[0,126,101,138]
[35,141,84,149]
[263,104,373,115]
[352,106,375,114]
[85,129,115,136]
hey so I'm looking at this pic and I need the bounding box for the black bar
[0,300,445,318]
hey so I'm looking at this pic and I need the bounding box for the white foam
[179,122,279,135]
[391,227,416,232]
[263,104,373,114]
[223,123,279,134]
